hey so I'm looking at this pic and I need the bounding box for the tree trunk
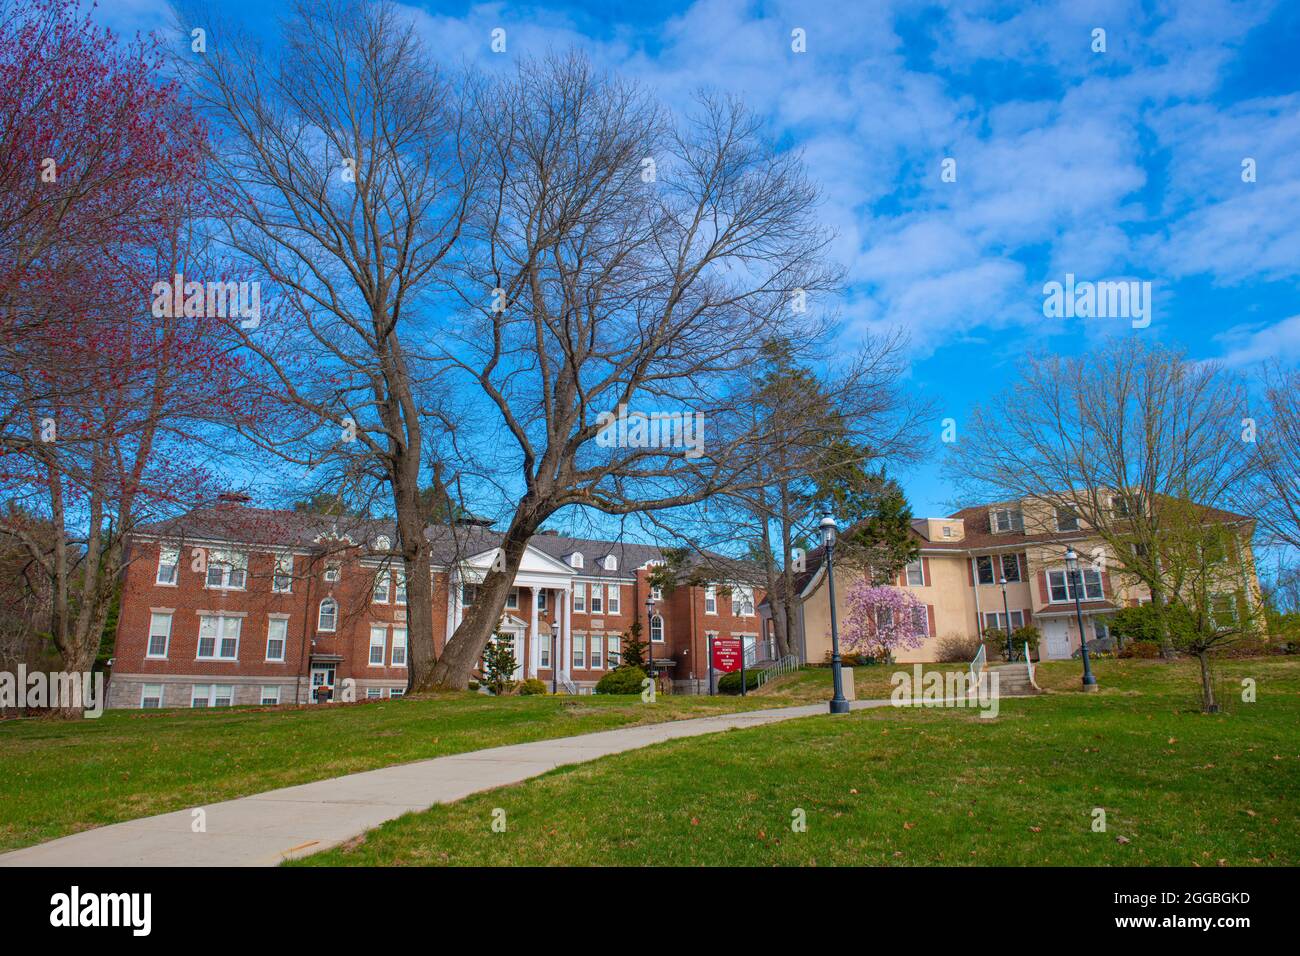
[1197,651,1219,713]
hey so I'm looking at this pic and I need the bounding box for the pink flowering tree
[841,581,928,662]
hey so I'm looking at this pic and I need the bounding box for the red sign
[711,637,743,673]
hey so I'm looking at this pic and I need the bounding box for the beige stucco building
[785,497,1262,663]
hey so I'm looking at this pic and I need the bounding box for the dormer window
[324,563,340,583]
[569,552,583,569]
[374,535,392,551]
[942,526,953,538]
[992,508,1023,533]
[604,555,617,571]
[1055,507,1080,532]
[1111,495,1131,517]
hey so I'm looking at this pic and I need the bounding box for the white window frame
[260,686,281,706]
[905,560,925,587]
[650,614,664,643]
[146,611,172,659]
[318,598,338,632]
[731,585,755,617]
[272,553,293,593]
[983,610,1026,631]
[1055,507,1080,532]
[505,588,519,610]
[573,633,586,668]
[389,688,404,699]
[324,563,340,583]
[539,634,551,668]
[589,586,603,614]
[369,625,387,667]
[573,583,585,613]
[366,687,383,700]
[606,584,620,614]
[569,552,583,568]
[704,585,717,614]
[265,617,288,662]
[607,635,620,668]
[197,614,241,661]
[590,635,603,669]
[372,569,390,604]
[204,549,248,590]
[140,683,164,708]
[394,569,407,605]
[191,684,234,708]
[604,555,617,571]
[910,605,928,634]
[537,589,547,612]
[156,547,179,585]
[461,583,477,607]
[1047,569,1102,603]
[1000,553,1022,582]
[992,508,1023,533]
[391,626,407,667]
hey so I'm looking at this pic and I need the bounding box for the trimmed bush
[595,666,647,695]
[717,669,762,694]
[518,678,547,695]
[1118,639,1161,659]
[935,633,981,663]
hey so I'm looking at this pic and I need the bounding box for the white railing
[754,653,800,688]
[970,644,986,684]
[1024,643,1035,686]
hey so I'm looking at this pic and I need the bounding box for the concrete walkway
[0,699,893,867]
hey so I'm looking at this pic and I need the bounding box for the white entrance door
[310,665,336,703]
[1041,619,1071,660]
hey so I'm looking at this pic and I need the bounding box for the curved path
[0,699,895,867]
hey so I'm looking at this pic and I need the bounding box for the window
[147,612,172,659]
[537,590,547,611]
[876,606,894,628]
[390,688,404,699]
[650,585,662,600]
[910,605,928,634]
[372,569,390,603]
[374,535,391,551]
[590,635,603,669]
[260,686,281,706]
[573,634,586,668]
[589,586,603,614]
[324,563,340,583]
[704,585,717,614]
[992,508,1023,533]
[1000,553,1022,582]
[569,552,583,568]
[140,684,163,708]
[650,614,664,643]
[366,688,383,700]
[573,583,585,613]
[905,560,925,587]
[983,610,1026,631]
[604,555,617,571]
[606,585,620,614]
[191,684,233,708]
[156,547,179,585]
[394,570,407,605]
[942,526,953,538]
[1111,495,1131,517]
[607,635,620,667]
[272,553,293,592]
[975,556,995,585]
[205,549,247,589]
[505,588,518,610]
[539,634,551,668]
[197,615,240,660]
[461,583,477,607]
[731,585,755,616]
[1047,569,1103,602]
[318,598,338,631]
[391,627,407,667]
[1055,507,1079,532]
[369,626,387,666]
[266,618,288,661]
[1211,594,1237,628]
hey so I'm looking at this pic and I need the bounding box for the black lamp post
[1065,546,1098,691]
[550,620,559,695]
[644,594,657,684]
[822,514,850,715]
[999,575,1013,662]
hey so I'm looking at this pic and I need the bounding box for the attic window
[569,552,583,568]
[943,526,953,538]
[992,508,1023,533]
[604,555,617,571]
[374,535,392,551]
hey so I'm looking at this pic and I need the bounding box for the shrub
[935,633,981,663]
[717,669,762,694]
[1118,639,1161,659]
[594,666,647,695]
[518,678,547,695]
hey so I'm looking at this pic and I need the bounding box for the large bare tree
[177,0,479,690]
[1249,362,1300,550]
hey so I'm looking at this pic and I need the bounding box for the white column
[561,585,572,683]
[529,586,539,679]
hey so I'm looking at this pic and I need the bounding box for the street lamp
[644,594,657,685]
[550,620,560,695]
[1064,547,1098,691]
[1000,575,1013,662]
[821,514,850,715]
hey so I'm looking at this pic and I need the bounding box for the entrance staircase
[985,661,1042,697]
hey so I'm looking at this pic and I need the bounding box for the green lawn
[0,678,831,853]
[294,657,1300,866]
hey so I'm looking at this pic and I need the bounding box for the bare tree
[426,55,843,688]
[177,0,479,690]
[1249,362,1300,550]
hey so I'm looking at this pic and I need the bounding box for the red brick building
[107,497,766,708]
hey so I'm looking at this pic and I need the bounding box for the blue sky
[97,0,1300,519]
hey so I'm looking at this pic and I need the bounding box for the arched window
[650,614,664,643]
[318,598,338,632]
[604,555,617,571]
